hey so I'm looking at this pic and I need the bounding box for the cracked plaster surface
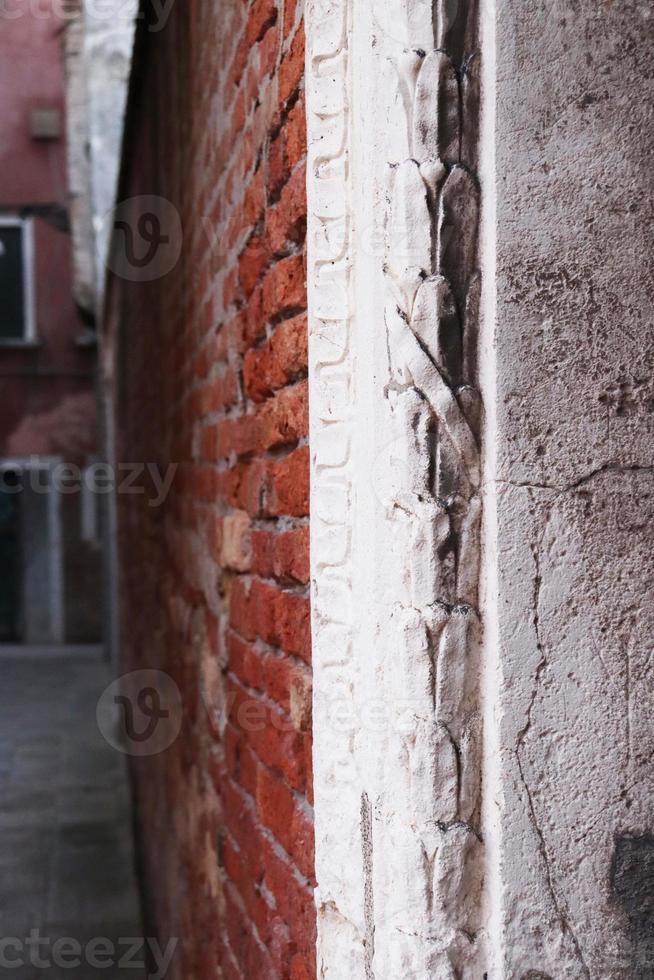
[494,2,653,976]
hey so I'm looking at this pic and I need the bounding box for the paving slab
[0,654,144,977]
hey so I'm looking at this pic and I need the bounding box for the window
[0,217,35,343]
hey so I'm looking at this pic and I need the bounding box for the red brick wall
[108,2,314,977]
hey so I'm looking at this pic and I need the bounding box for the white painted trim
[23,217,37,343]
[0,215,37,343]
[305,1,366,972]
[307,1,487,975]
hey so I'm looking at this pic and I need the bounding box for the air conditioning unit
[30,107,61,140]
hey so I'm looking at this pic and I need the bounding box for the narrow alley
[0,652,143,978]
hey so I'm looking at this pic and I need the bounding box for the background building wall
[0,1,100,644]
[0,4,96,459]
[106,2,314,976]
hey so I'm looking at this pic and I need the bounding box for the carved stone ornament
[306,1,485,975]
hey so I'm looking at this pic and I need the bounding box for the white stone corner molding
[307,0,485,976]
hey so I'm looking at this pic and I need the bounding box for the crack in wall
[361,792,375,980]
[515,498,590,980]
[495,462,654,494]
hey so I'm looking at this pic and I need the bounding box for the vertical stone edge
[306,0,368,975]
[306,0,487,975]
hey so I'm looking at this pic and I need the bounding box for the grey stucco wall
[64,10,96,315]
[85,6,137,310]
[494,1,654,976]
[64,0,136,319]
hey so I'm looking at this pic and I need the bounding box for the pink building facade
[0,5,99,644]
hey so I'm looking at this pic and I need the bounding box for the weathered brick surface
[108,3,313,976]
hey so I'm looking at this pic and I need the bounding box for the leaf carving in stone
[437,164,479,304]
[388,159,433,289]
[413,50,461,165]
[412,275,462,386]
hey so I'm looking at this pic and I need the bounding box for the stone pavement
[0,653,144,978]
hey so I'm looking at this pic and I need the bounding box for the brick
[215,312,247,362]
[259,21,280,78]
[283,0,300,38]
[219,459,267,516]
[224,167,266,252]
[255,761,314,880]
[257,762,295,839]
[193,345,210,379]
[222,267,240,309]
[257,380,308,451]
[257,579,311,661]
[225,678,308,792]
[266,162,307,253]
[195,367,240,415]
[259,834,316,950]
[243,166,266,229]
[251,525,309,584]
[218,414,260,458]
[285,93,307,171]
[228,33,251,89]
[270,587,311,661]
[207,383,306,462]
[262,253,306,323]
[289,665,312,733]
[238,233,270,297]
[243,313,308,401]
[290,954,315,980]
[228,631,305,722]
[229,577,257,643]
[246,0,278,46]
[230,577,311,662]
[220,510,252,571]
[265,444,310,517]
[268,94,307,199]
[261,653,294,710]
[243,284,267,347]
[227,633,263,692]
[279,25,305,108]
